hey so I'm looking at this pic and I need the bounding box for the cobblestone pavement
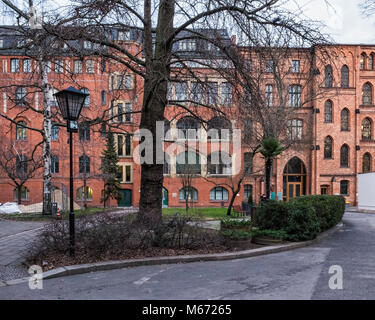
[0,219,45,281]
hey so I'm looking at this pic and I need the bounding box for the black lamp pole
[54,87,89,257]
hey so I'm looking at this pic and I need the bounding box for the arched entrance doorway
[283,157,306,201]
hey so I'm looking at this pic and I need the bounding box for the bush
[221,218,252,231]
[221,229,253,240]
[255,195,345,241]
[253,229,288,240]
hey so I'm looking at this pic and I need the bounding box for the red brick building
[0,27,373,209]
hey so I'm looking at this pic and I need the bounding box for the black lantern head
[54,86,89,121]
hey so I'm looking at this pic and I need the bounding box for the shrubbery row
[255,195,346,241]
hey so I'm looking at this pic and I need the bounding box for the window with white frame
[54,59,63,73]
[86,60,94,73]
[289,85,301,107]
[23,59,31,73]
[209,187,228,201]
[10,58,19,72]
[117,134,132,157]
[74,60,82,73]
[292,60,300,73]
[287,119,303,140]
[221,82,232,105]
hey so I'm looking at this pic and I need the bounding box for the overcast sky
[301,0,375,44]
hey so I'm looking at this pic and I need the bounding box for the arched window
[79,123,90,141]
[176,151,201,174]
[16,121,27,140]
[341,109,349,131]
[360,53,367,70]
[363,153,372,173]
[340,144,349,167]
[207,117,232,140]
[179,187,198,201]
[79,155,90,174]
[362,82,372,105]
[51,155,59,174]
[176,116,200,140]
[324,100,333,123]
[163,118,172,140]
[362,118,372,140]
[369,53,374,70]
[341,65,349,88]
[76,186,93,201]
[15,86,27,105]
[209,187,229,201]
[324,65,333,88]
[81,87,90,106]
[207,151,232,175]
[324,136,333,159]
[101,90,106,105]
[14,186,29,201]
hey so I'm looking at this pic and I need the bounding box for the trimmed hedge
[255,195,345,241]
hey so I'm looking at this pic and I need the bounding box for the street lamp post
[54,87,89,257]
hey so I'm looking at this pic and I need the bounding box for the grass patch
[0,207,115,222]
[162,207,232,220]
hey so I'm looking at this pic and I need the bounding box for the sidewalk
[0,218,45,281]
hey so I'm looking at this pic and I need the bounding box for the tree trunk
[17,186,22,205]
[138,0,174,226]
[265,158,272,200]
[226,192,238,216]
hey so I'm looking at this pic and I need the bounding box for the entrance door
[287,182,302,201]
[162,188,168,208]
[118,189,132,207]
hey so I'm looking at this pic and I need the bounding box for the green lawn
[162,207,232,220]
[0,207,116,222]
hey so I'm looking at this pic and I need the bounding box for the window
[221,82,232,105]
[324,100,333,123]
[79,123,90,141]
[207,117,231,140]
[117,134,132,157]
[369,53,374,70]
[51,155,59,173]
[125,103,132,122]
[163,119,171,140]
[179,187,198,201]
[265,84,273,106]
[81,88,90,106]
[362,118,372,140]
[45,61,51,73]
[362,82,372,105]
[207,152,232,175]
[289,85,301,107]
[117,103,123,123]
[79,155,90,174]
[163,153,170,175]
[341,65,349,88]
[324,65,333,88]
[16,154,28,174]
[324,136,333,159]
[287,119,303,140]
[54,59,63,73]
[23,59,31,73]
[265,60,274,73]
[191,82,203,103]
[0,39,3,48]
[178,40,196,51]
[292,60,300,73]
[76,186,93,201]
[176,152,201,175]
[244,185,253,200]
[118,30,130,41]
[100,123,107,137]
[16,121,27,140]
[101,91,106,105]
[363,153,372,173]
[74,60,82,73]
[340,180,349,195]
[14,186,29,201]
[320,185,329,195]
[340,144,349,167]
[177,117,200,140]
[125,75,132,89]
[244,152,253,174]
[15,87,27,105]
[360,53,366,70]
[210,187,229,201]
[207,82,218,105]
[51,125,59,141]
[118,164,132,182]
[10,58,19,72]
[86,60,94,73]
[341,109,349,131]
[175,82,187,101]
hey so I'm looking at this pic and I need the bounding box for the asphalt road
[0,211,374,300]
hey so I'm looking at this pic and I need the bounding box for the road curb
[2,222,344,285]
